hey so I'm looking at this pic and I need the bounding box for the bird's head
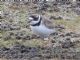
[28,14,41,26]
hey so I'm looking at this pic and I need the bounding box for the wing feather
[42,17,55,29]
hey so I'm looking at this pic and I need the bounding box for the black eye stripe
[30,16,38,21]
[34,18,38,21]
[31,17,42,26]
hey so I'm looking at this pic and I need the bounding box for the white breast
[30,24,55,38]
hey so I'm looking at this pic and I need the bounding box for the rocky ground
[0,1,80,60]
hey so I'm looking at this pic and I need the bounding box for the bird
[28,14,57,39]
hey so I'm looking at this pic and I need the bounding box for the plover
[28,14,56,39]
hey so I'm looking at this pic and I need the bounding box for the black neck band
[31,18,42,26]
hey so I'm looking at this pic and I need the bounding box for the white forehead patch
[46,0,49,1]
[29,17,33,20]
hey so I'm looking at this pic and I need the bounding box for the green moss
[0,39,15,47]
[0,39,45,48]
[0,3,4,10]
[22,39,44,47]
[54,16,80,31]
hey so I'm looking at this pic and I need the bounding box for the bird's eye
[30,16,38,21]
[33,17,38,21]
